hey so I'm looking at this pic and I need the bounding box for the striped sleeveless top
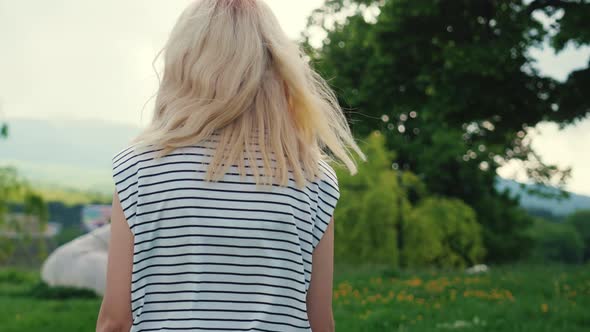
[112,143,340,332]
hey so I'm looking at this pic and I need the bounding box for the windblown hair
[135,0,364,187]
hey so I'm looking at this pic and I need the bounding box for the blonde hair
[136,0,364,187]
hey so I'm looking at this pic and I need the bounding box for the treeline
[332,133,590,267]
[528,211,590,264]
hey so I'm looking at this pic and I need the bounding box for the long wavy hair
[135,0,364,187]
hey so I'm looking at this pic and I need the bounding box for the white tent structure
[41,224,110,296]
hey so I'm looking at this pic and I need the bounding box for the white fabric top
[112,143,339,332]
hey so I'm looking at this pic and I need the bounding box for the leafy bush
[0,268,36,284]
[0,268,98,299]
[333,132,484,268]
[29,282,98,300]
[334,132,403,267]
[405,198,485,268]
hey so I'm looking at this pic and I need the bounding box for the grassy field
[0,264,589,332]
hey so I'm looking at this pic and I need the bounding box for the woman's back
[96,1,363,331]
[113,142,339,331]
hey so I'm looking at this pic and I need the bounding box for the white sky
[0,0,589,194]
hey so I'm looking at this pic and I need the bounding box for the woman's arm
[306,218,335,332]
[96,193,134,332]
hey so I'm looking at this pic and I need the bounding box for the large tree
[304,0,590,261]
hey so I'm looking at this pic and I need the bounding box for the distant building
[81,205,112,232]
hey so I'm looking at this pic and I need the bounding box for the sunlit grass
[1,264,589,331]
[332,264,590,331]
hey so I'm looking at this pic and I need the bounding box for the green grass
[0,269,101,331]
[1,264,589,331]
[332,264,590,331]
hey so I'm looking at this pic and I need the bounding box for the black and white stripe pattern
[113,144,339,332]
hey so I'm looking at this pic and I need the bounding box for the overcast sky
[0,0,589,194]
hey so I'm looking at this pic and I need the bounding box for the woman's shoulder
[112,145,137,165]
[315,159,339,197]
[112,144,162,169]
[317,159,338,185]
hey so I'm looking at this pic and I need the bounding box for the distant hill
[2,118,589,216]
[497,178,590,217]
[0,118,140,194]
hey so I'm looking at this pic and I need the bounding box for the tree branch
[526,0,576,14]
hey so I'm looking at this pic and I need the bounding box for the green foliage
[405,198,485,268]
[0,268,36,284]
[24,193,49,224]
[54,226,85,246]
[334,132,405,267]
[0,167,24,262]
[0,269,99,301]
[334,132,484,268]
[302,0,590,262]
[566,210,590,261]
[0,168,51,264]
[529,218,584,263]
[0,269,98,300]
[29,282,98,300]
[0,123,7,139]
[23,192,50,261]
[472,193,534,262]
[0,167,24,206]
[544,0,590,51]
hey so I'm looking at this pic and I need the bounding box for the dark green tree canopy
[304,0,589,261]
[567,210,590,261]
[306,0,588,181]
[0,123,6,139]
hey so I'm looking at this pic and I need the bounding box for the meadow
[0,264,589,332]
